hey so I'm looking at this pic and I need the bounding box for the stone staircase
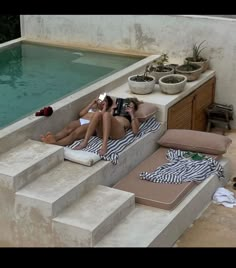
[0,124,166,247]
[0,122,230,247]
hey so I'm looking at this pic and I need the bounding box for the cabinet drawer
[192,77,215,130]
[167,76,215,131]
[167,94,193,129]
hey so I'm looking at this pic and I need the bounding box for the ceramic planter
[159,74,187,94]
[175,63,202,81]
[151,66,174,83]
[128,75,156,94]
[184,58,209,73]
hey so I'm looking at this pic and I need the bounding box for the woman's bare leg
[40,120,81,143]
[76,112,103,150]
[98,112,112,156]
[41,125,89,146]
[54,125,89,146]
[98,113,126,156]
[53,120,81,141]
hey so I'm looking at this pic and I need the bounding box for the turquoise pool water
[0,42,143,128]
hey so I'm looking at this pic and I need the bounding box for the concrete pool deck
[0,40,231,247]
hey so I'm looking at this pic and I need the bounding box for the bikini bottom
[79,118,90,125]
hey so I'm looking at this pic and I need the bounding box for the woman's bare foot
[46,132,53,137]
[74,140,88,150]
[98,144,107,156]
[40,132,53,141]
[41,134,57,144]
[40,135,46,142]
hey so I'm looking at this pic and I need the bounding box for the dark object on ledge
[113,98,130,117]
[206,103,233,132]
[35,106,53,117]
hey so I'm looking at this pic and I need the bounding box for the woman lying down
[76,97,142,156]
[40,94,113,146]
[41,94,142,156]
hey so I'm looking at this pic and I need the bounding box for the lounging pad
[114,147,222,210]
[66,117,161,165]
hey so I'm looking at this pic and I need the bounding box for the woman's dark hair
[126,97,143,111]
[105,95,113,109]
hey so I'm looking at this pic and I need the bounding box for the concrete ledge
[96,157,230,247]
[52,185,135,247]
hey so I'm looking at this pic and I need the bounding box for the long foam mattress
[114,147,220,210]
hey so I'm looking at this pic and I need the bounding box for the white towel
[212,187,236,208]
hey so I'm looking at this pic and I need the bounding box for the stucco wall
[20,15,236,128]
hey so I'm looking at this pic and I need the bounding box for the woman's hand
[125,103,135,116]
[111,103,117,110]
[101,101,108,112]
[94,97,99,105]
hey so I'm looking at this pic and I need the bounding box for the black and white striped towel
[140,148,225,184]
[68,116,161,165]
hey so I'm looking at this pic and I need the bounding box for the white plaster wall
[20,15,236,128]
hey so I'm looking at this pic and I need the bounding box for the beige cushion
[113,147,196,210]
[158,129,232,155]
[64,147,100,166]
[113,147,221,210]
[134,103,158,122]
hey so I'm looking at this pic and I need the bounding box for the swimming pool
[0,42,143,128]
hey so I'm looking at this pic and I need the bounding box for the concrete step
[15,161,105,218]
[96,204,169,247]
[52,185,135,247]
[0,139,63,191]
[96,158,230,247]
[15,123,165,219]
[14,127,164,246]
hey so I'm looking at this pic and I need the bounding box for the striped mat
[68,117,161,165]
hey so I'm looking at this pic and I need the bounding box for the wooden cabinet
[167,77,215,131]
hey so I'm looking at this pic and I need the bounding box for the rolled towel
[35,106,53,116]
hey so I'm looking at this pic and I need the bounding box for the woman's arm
[126,105,140,134]
[79,98,98,118]
[110,101,117,115]
[130,116,140,134]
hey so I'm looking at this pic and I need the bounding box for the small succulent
[131,65,153,82]
[154,53,169,67]
[192,41,206,62]
[149,53,170,72]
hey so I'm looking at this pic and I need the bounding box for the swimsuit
[79,118,90,125]
[78,108,95,125]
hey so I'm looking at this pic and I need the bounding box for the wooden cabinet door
[192,77,215,131]
[167,92,194,129]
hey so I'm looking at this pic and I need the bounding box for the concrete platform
[53,185,134,247]
[0,51,230,247]
[12,125,165,246]
[96,157,230,247]
[0,139,63,191]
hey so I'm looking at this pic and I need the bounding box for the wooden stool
[206,103,233,132]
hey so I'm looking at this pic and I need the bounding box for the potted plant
[159,74,187,95]
[184,41,209,73]
[148,53,174,83]
[175,61,202,82]
[128,65,156,95]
